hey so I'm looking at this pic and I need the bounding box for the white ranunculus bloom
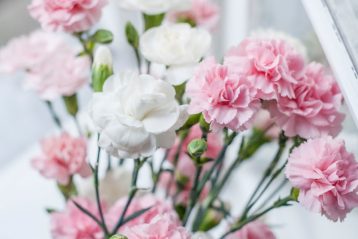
[140,23,211,66]
[117,0,190,15]
[89,71,188,158]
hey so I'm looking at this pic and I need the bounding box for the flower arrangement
[1,0,357,238]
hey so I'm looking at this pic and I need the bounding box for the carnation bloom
[268,62,344,138]
[117,0,190,15]
[140,23,211,66]
[107,194,177,231]
[51,197,104,239]
[89,71,188,158]
[168,0,220,31]
[286,136,358,221]
[186,57,261,131]
[121,214,191,239]
[224,37,305,100]
[227,221,276,239]
[32,133,91,185]
[28,0,108,33]
[0,30,89,100]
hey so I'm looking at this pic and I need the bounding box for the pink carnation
[227,221,276,239]
[122,214,191,239]
[268,63,344,138]
[0,30,63,73]
[186,57,261,131]
[107,194,177,232]
[51,197,104,239]
[32,132,91,185]
[0,30,89,100]
[168,0,220,31]
[224,38,305,100]
[28,0,107,33]
[286,136,358,221]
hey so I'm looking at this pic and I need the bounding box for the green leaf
[110,235,128,239]
[143,13,165,31]
[91,29,113,44]
[125,22,140,49]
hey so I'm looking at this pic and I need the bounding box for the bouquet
[1,0,358,238]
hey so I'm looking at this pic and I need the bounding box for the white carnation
[192,233,213,239]
[117,0,190,15]
[140,23,211,66]
[89,71,188,158]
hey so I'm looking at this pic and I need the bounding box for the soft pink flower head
[268,63,344,138]
[224,38,305,100]
[286,136,358,221]
[0,30,89,100]
[51,197,104,239]
[32,132,91,185]
[28,0,108,33]
[122,213,191,239]
[108,194,178,232]
[227,221,276,239]
[187,57,261,132]
[168,0,220,31]
[0,30,64,73]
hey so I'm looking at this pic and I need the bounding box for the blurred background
[0,0,357,238]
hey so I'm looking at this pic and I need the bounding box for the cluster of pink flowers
[160,124,222,204]
[187,36,344,138]
[168,0,220,31]
[51,194,190,239]
[0,30,89,100]
[28,0,108,33]
[32,132,91,185]
[286,136,358,221]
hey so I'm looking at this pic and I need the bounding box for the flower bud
[198,200,229,231]
[110,235,128,239]
[188,139,207,159]
[92,46,113,92]
[63,94,79,116]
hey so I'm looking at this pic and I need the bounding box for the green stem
[182,166,203,226]
[94,145,110,237]
[45,101,62,129]
[240,133,287,219]
[152,150,168,193]
[111,159,143,234]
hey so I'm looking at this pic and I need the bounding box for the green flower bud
[92,46,113,92]
[63,94,79,116]
[188,139,208,159]
[125,22,140,49]
[175,171,190,187]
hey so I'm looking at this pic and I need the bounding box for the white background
[0,0,357,238]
